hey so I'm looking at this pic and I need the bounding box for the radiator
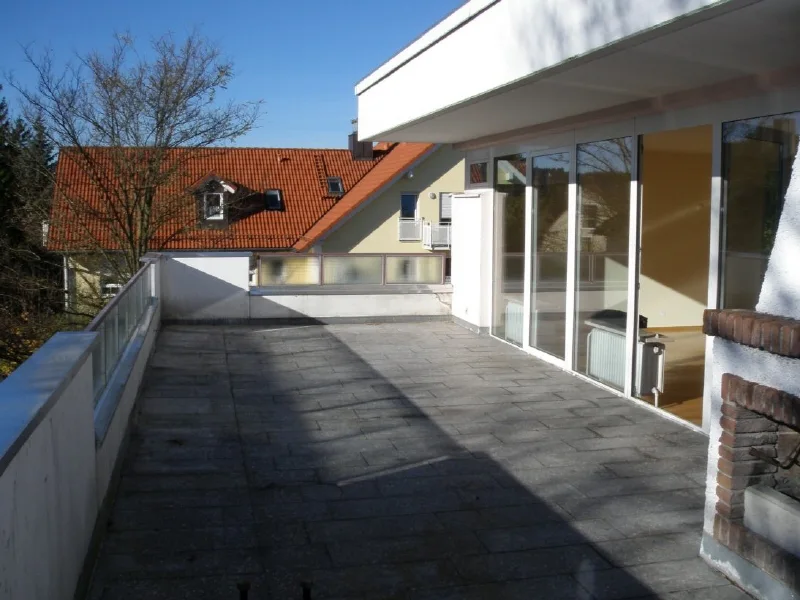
[504,300,524,345]
[586,327,627,389]
[586,327,666,397]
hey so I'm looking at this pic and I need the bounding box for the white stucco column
[451,191,493,332]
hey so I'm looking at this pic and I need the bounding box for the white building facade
[357,1,800,598]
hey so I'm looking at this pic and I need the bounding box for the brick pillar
[716,377,778,522]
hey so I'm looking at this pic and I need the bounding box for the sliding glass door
[492,154,527,345]
[573,137,633,391]
[528,152,570,360]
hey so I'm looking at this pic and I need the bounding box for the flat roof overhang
[356,0,800,146]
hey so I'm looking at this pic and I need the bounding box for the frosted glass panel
[259,256,320,285]
[385,256,442,284]
[322,256,382,285]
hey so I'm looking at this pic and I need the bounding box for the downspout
[63,255,70,312]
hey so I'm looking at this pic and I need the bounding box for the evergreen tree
[0,87,63,378]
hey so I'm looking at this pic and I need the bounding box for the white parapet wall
[0,259,162,600]
[250,289,452,320]
[0,334,98,600]
[161,252,252,321]
[160,252,453,322]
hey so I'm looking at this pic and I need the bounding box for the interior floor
[641,328,705,426]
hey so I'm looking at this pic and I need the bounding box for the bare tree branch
[8,31,263,284]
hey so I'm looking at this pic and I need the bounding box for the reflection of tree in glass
[577,138,633,254]
[495,154,527,255]
[533,165,569,252]
[723,114,798,256]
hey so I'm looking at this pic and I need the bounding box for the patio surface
[88,322,750,600]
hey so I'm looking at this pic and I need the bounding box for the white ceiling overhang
[356,0,800,145]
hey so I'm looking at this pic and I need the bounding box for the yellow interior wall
[321,146,464,253]
[639,126,712,328]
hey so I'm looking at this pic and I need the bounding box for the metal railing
[398,218,422,241]
[86,260,156,403]
[422,221,452,249]
[256,253,446,287]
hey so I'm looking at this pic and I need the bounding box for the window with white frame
[439,192,453,223]
[203,192,224,220]
[400,193,418,219]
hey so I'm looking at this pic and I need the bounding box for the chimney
[348,119,374,161]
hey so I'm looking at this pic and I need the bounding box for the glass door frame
[522,146,577,371]
[487,89,800,433]
[626,135,643,400]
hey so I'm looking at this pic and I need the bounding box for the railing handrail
[86,258,155,332]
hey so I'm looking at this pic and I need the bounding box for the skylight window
[266,189,283,210]
[327,177,344,195]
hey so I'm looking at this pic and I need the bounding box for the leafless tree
[10,31,263,283]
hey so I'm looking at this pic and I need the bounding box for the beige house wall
[321,146,464,253]
[67,255,123,314]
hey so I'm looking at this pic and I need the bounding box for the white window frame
[203,192,224,220]
[439,192,453,224]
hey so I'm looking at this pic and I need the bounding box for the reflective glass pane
[400,194,418,219]
[722,112,797,309]
[530,152,570,359]
[469,162,488,185]
[492,153,527,346]
[574,138,632,390]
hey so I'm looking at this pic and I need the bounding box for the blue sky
[1,0,463,148]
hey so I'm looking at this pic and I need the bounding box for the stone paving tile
[86,322,747,600]
[585,558,731,599]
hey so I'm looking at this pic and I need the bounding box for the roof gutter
[355,0,500,96]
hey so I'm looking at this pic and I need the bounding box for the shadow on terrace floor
[87,322,749,600]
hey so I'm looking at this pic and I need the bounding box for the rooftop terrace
[85,321,746,599]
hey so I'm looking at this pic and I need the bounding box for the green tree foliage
[0,87,64,378]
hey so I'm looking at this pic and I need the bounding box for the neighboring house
[48,134,464,308]
[356,1,800,597]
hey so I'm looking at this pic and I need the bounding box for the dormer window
[327,177,344,195]
[266,189,283,210]
[203,192,224,220]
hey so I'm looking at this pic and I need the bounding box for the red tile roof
[295,143,435,251]
[49,143,432,252]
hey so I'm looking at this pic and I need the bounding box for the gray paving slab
[86,322,748,600]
